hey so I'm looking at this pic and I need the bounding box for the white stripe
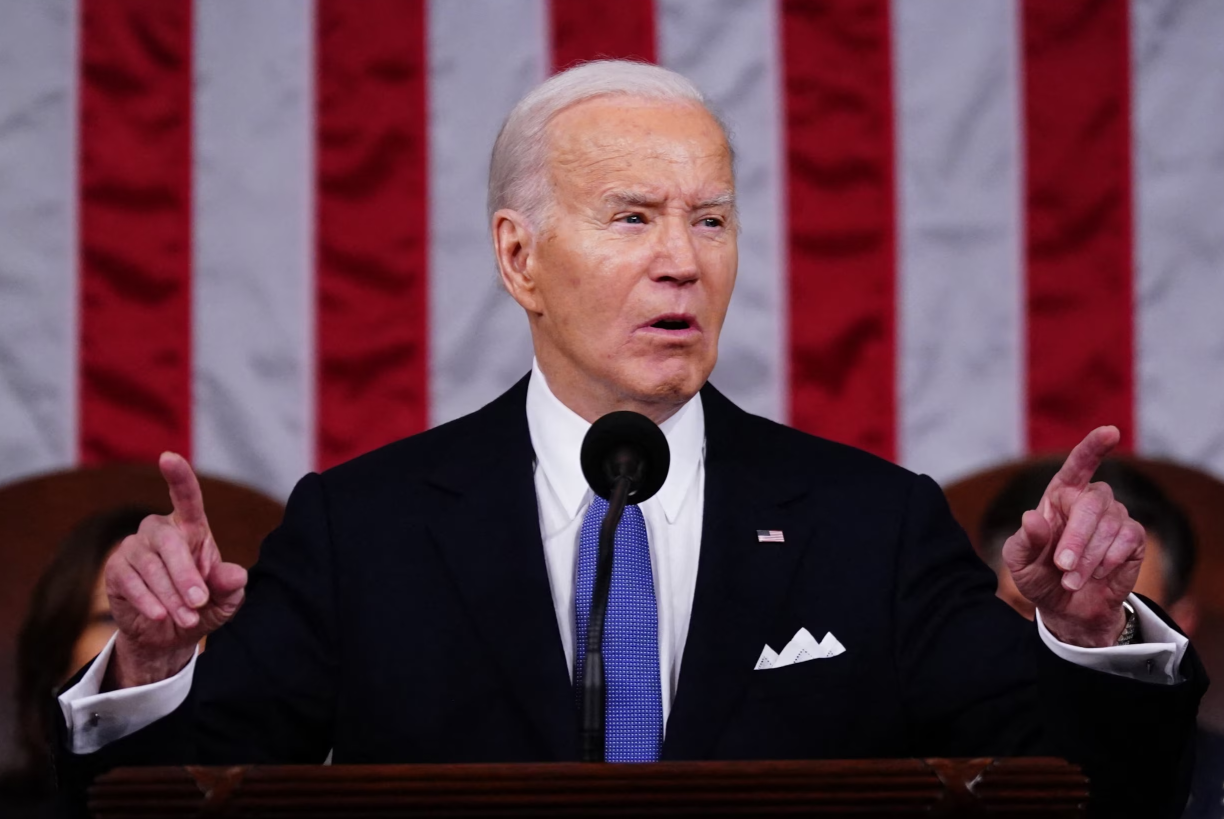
[893,0,1025,483]
[427,0,547,426]
[1132,0,1224,479]
[0,0,78,486]
[657,0,787,423]
[192,0,314,500]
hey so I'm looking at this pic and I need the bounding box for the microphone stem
[579,474,631,763]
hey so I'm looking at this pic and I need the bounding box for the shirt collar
[526,360,705,524]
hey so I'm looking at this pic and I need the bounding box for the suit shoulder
[728,407,922,504]
[317,378,529,501]
[318,408,488,494]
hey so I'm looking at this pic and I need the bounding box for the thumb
[1004,509,1054,570]
[204,562,247,614]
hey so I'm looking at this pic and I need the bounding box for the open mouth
[651,318,692,331]
[639,314,700,341]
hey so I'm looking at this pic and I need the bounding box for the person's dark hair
[13,506,151,779]
[979,459,1196,604]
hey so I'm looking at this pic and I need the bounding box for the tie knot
[587,493,642,520]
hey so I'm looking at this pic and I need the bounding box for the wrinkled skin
[492,96,738,425]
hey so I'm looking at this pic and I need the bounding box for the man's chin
[618,361,710,407]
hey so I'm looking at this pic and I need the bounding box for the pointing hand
[1001,427,1144,647]
[103,453,248,688]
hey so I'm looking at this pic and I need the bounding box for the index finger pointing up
[159,451,208,529]
[1048,426,1121,495]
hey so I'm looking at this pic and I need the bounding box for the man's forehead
[546,99,733,203]
[548,97,730,162]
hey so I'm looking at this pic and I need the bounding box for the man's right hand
[103,452,248,689]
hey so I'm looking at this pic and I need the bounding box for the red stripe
[315,0,429,470]
[78,0,193,464]
[1022,0,1135,453]
[783,0,897,462]
[550,0,656,71]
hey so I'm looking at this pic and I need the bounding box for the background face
[523,98,737,411]
[69,568,117,680]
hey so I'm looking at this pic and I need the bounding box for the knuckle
[120,531,155,559]
[119,573,149,601]
[133,552,162,577]
[109,564,137,593]
[1099,513,1123,538]
[146,522,174,545]
[1080,491,1108,517]
[138,513,169,535]
[107,543,133,571]
[154,529,190,558]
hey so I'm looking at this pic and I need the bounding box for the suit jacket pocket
[747,655,855,701]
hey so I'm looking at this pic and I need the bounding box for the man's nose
[650,217,700,284]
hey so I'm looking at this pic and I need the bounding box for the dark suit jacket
[58,375,1206,816]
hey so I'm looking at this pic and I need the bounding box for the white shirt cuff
[57,631,199,754]
[1036,594,1188,685]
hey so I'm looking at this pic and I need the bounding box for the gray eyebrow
[603,190,663,208]
[694,192,736,210]
[602,190,736,210]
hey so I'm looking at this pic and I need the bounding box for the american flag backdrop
[1,0,1222,503]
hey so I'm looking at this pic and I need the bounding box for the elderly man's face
[498,96,737,421]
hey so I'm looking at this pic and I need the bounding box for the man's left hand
[1002,426,1144,647]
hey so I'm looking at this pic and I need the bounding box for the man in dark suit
[58,60,1204,816]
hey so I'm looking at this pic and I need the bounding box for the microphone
[577,411,670,762]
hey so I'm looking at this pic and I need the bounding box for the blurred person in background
[980,461,1221,818]
[0,507,150,818]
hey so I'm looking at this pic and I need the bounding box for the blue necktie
[574,495,663,762]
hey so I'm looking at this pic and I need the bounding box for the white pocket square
[754,627,845,670]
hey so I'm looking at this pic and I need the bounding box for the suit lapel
[425,376,578,761]
[662,385,813,760]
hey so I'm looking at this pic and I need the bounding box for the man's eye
[622,213,645,224]
[700,217,723,228]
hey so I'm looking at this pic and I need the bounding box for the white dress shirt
[528,359,706,726]
[60,361,1189,754]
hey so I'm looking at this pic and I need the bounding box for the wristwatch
[1116,600,1139,645]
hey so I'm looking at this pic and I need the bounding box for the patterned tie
[574,495,663,762]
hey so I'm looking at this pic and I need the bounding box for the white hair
[487,59,734,228]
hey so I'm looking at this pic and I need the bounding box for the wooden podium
[88,758,1088,817]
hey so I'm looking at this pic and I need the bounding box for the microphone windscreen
[580,411,670,504]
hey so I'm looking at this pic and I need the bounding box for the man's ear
[492,209,541,312]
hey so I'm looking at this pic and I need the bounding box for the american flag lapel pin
[757,529,785,543]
